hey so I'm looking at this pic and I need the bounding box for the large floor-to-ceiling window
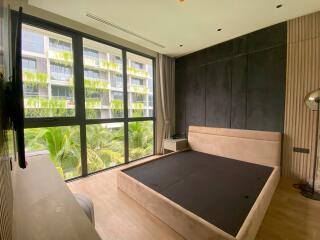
[18,14,155,180]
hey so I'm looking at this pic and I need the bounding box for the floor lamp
[302,89,320,200]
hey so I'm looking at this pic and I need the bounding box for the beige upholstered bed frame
[118,126,282,240]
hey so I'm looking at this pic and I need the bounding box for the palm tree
[128,121,153,160]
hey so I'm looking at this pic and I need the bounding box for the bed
[118,126,281,240]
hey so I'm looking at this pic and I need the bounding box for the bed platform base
[118,126,281,240]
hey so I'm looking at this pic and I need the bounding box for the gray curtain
[158,54,175,153]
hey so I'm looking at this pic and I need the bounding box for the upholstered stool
[74,193,95,226]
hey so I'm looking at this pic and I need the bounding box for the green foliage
[85,99,101,108]
[101,60,120,71]
[24,121,153,180]
[128,121,153,160]
[24,97,73,117]
[84,79,109,91]
[131,85,148,94]
[127,67,148,77]
[49,50,73,63]
[23,71,48,87]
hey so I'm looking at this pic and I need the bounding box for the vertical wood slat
[283,11,320,182]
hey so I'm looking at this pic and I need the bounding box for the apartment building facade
[22,24,154,120]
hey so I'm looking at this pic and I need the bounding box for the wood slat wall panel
[283,11,320,182]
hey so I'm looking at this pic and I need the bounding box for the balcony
[127,67,149,78]
[24,97,75,109]
[129,85,148,94]
[83,56,99,68]
[101,60,121,72]
[84,79,110,91]
[85,98,102,109]
[129,101,147,109]
[23,71,48,87]
[48,50,73,64]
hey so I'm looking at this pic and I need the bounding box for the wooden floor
[68,156,320,240]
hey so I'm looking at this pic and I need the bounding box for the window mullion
[73,35,87,176]
[123,50,129,163]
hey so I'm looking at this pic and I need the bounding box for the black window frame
[12,11,156,181]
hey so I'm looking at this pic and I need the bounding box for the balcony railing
[127,67,149,78]
[84,79,110,91]
[129,85,148,94]
[48,50,73,63]
[101,60,121,72]
[23,71,48,87]
[85,98,102,109]
[24,97,74,109]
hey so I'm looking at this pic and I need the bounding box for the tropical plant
[128,121,153,160]
[84,79,109,91]
[127,67,148,77]
[24,121,153,180]
[101,60,120,71]
[23,71,48,87]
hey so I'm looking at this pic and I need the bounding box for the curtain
[158,54,175,153]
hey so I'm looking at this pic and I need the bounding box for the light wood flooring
[68,156,320,240]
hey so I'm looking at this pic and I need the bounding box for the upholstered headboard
[188,126,282,167]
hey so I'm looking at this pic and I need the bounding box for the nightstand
[163,138,188,153]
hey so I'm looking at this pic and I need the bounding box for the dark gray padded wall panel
[175,70,186,136]
[247,46,286,131]
[206,60,232,128]
[175,22,287,135]
[185,67,206,131]
[247,23,286,53]
[231,55,247,129]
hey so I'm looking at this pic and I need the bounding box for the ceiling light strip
[86,12,165,49]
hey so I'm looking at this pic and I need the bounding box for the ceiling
[28,0,320,57]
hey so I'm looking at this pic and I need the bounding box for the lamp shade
[305,88,320,111]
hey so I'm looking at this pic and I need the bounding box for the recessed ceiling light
[179,44,183,47]
[217,28,222,32]
[276,4,283,8]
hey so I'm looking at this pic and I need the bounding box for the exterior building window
[131,61,143,70]
[24,85,39,97]
[111,73,123,88]
[110,55,122,65]
[50,62,72,81]
[131,77,144,86]
[22,28,44,54]
[84,47,99,59]
[49,38,71,51]
[84,69,100,79]
[22,58,36,71]
[112,91,123,100]
[51,85,73,99]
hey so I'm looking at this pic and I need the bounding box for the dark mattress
[123,151,273,236]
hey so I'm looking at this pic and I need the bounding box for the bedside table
[163,138,188,153]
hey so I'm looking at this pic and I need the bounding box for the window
[84,69,100,79]
[22,58,36,71]
[131,77,144,86]
[22,24,75,118]
[128,121,154,161]
[18,15,155,181]
[50,62,72,81]
[83,38,123,119]
[22,28,44,54]
[51,85,73,99]
[127,52,153,118]
[49,38,71,51]
[131,61,143,70]
[86,123,124,173]
[24,126,81,179]
[84,47,99,59]
[111,73,123,88]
